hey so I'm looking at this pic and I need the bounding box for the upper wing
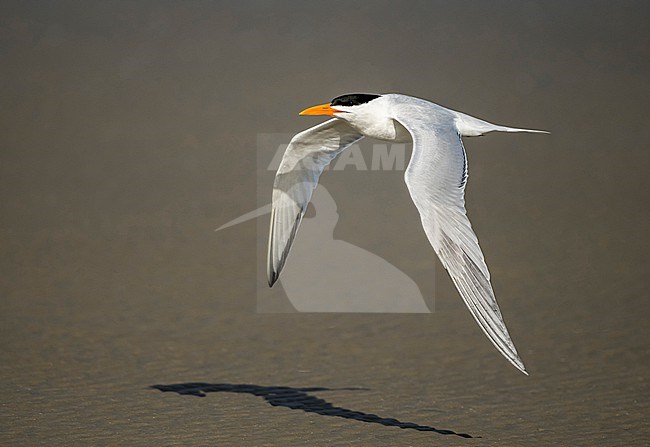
[267,118,363,286]
[395,112,527,374]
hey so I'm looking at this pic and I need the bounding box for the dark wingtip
[268,271,278,287]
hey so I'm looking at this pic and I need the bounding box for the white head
[299,93,403,141]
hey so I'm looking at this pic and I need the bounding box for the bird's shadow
[151,382,473,438]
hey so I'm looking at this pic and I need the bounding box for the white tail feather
[454,112,549,137]
[495,126,550,134]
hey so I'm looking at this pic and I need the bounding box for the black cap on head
[331,93,381,107]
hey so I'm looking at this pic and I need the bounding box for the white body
[339,94,544,141]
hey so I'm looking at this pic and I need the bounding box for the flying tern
[268,93,547,374]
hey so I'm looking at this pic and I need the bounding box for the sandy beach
[1,2,648,445]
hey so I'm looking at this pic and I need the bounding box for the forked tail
[454,111,549,137]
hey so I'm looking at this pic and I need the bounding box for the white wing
[268,119,363,286]
[394,107,527,374]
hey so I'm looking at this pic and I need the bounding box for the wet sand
[1,2,648,446]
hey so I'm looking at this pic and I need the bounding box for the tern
[268,93,547,374]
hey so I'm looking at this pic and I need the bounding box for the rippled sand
[1,2,648,446]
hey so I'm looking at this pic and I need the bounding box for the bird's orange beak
[299,103,338,116]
